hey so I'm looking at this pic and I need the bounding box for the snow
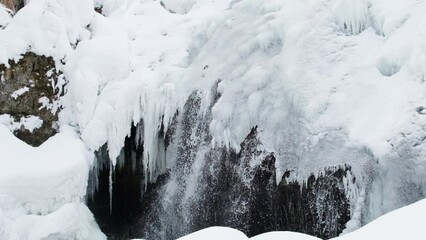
[0,114,43,132]
[10,86,29,99]
[177,227,248,240]
[0,0,93,65]
[334,198,426,240]
[0,125,105,239]
[0,202,105,240]
[0,4,11,28]
[1,0,426,238]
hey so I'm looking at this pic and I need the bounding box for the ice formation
[1,0,426,239]
[178,198,426,240]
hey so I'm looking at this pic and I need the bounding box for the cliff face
[0,52,60,146]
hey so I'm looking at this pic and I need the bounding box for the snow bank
[0,125,105,239]
[0,4,11,27]
[0,202,105,240]
[177,226,320,240]
[0,125,89,213]
[334,198,426,240]
[177,227,248,240]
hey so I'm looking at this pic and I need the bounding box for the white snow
[0,0,93,65]
[1,0,426,238]
[0,114,43,132]
[10,86,29,99]
[334,198,426,240]
[0,125,105,239]
[0,4,12,28]
[0,202,106,240]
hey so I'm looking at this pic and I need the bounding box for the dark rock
[89,82,353,240]
[87,124,145,240]
[276,166,352,239]
[0,52,61,146]
[0,0,24,12]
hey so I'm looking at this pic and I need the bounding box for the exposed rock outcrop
[0,0,24,12]
[0,52,61,146]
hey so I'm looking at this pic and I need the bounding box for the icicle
[109,160,113,215]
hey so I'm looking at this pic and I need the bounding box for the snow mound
[0,202,105,240]
[0,125,89,213]
[0,125,104,239]
[177,227,248,240]
[334,198,426,240]
[177,226,320,240]
[160,0,196,14]
[0,4,11,28]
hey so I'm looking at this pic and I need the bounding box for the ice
[332,0,371,34]
[177,198,426,240]
[1,0,426,238]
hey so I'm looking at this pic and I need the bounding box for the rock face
[0,0,24,12]
[87,125,145,239]
[89,87,353,240]
[0,52,60,146]
[276,167,352,239]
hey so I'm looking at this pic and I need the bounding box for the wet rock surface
[87,125,145,239]
[0,52,60,146]
[89,88,353,240]
[276,167,352,239]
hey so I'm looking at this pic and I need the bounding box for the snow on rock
[0,4,11,27]
[0,125,104,239]
[10,86,29,99]
[0,114,43,132]
[0,0,94,65]
[0,125,89,213]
